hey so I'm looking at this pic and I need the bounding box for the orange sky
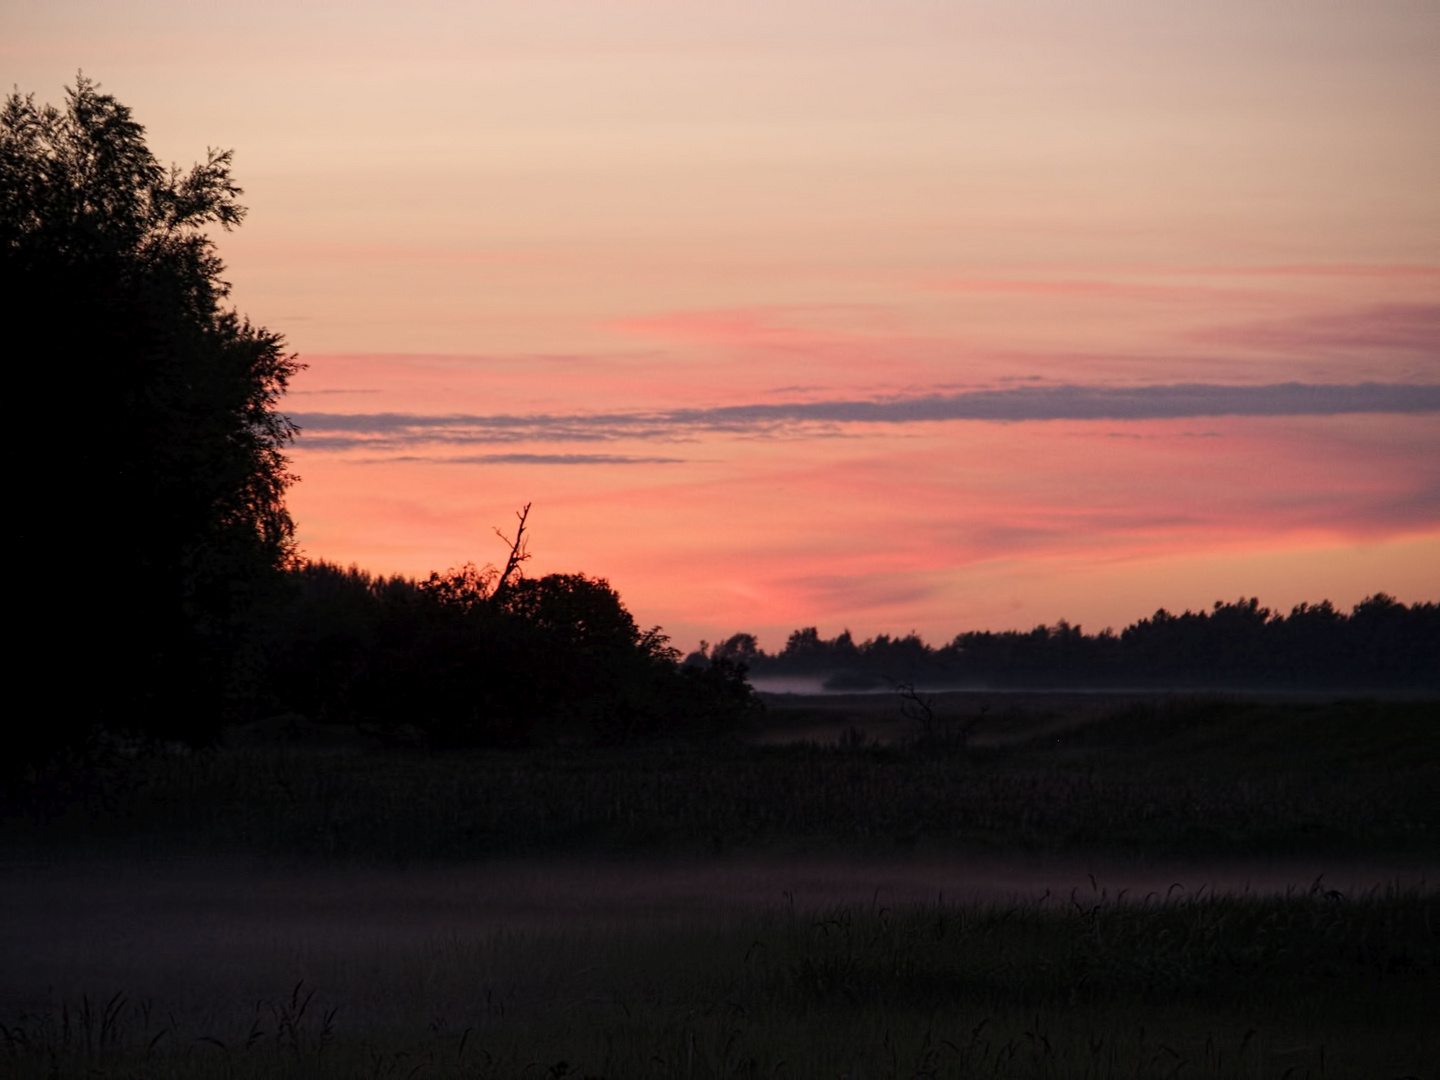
[6,0,1438,650]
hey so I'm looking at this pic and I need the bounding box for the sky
[6,0,1438,651]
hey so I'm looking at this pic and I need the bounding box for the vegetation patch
[7,698,1435,862]
[2,886,1434,1079]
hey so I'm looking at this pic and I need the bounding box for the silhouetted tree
[256,551,760,748]
[734,595,1438,691]
[709,633,761,665]
[2,77,299,757]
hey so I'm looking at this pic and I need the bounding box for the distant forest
[692,595,1439,692]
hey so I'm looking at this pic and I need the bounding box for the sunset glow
[6,0,1437,649]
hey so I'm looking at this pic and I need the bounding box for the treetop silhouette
[3,76,300,747]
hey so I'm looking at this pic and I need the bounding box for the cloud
[290,382,1440,452]
[927,278,1247,302]
[374,453,685,466]
[225,239,546,266]
[1192,304,1440,354]
[289,394,383,403]
[600,307,857,348]
[782,572,943,616]
[1188,264,1440,280]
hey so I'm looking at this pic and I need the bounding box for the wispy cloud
[291,382,1440,452]
[374,452,686,466]
[927,278,1250,302]
[1192,304,1440,354]
[289,394,383,403]
[782,572,944,616]
[1187,264,1440,280]
[601,307,856,348]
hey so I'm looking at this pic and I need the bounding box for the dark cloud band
[292,381,1440,450]
[373,452,685,465]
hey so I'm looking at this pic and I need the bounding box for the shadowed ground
[6,852,1429,997]
[2,695,1435,1077]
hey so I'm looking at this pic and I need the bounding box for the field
[2,694,1437,1077]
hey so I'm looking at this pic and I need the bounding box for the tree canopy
[2,77,300,748]
[259,560,760,747]
[700,594,1439,691]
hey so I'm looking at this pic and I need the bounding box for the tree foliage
[710,595,1440,691]
[259,560,761,747]
[2,77,299,750]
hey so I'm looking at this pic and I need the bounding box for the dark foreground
[0,861,1434,1079]
[2,695,1436,1077]
[7,697,1436,862]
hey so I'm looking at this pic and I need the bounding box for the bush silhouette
[256,560,761,747]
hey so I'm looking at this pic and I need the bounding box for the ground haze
[2,693,1435,1077]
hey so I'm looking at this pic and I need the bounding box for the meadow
[8,695,1435,862]
[2,694,1436,1078]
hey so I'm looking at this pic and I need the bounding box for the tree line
[695,595,1439,691]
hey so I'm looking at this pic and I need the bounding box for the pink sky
[5,0,1438,650]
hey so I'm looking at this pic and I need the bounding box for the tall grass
[6,699,1435,861]
[3,885,1435,1078]
[4,699,1434,1076]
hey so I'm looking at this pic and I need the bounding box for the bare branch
[492,502,532,599]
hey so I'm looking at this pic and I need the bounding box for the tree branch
[492,502,532,599]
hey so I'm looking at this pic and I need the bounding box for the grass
[5,698,1436,861]
[3,695,1435,1077]
[1,885,1435,1078]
